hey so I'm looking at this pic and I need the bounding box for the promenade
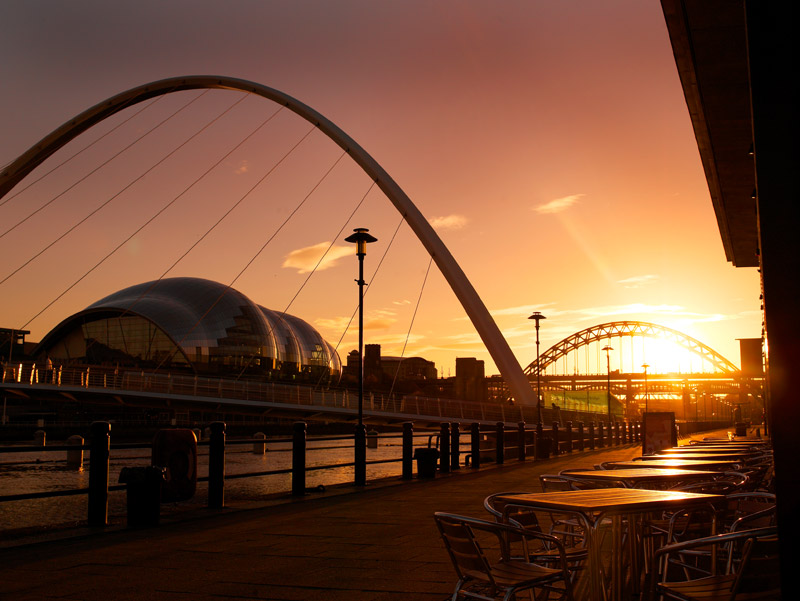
[0,441,665,600]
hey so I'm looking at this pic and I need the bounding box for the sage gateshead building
[32,277,342,383]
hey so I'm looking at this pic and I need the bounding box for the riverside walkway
[0,438,709,601]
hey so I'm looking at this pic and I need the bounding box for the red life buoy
[152,429,197,502]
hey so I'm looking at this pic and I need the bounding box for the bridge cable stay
[13,92,264,329]
[233,180,377,380]
[0,91,245,290]
[388,255,434,398]
[153,135,348,371]
[0,96,166,208]
[313,214,407,391]
[0,89,211,242]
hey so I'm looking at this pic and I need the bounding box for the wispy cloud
[617,274,659,289]
[282,242,352,274]
[534,194,583,214]
[429,214,468,230]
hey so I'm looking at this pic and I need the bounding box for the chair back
[434,513,495,586]
[733,531,781,599]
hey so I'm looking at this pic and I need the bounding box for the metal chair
[649,526,779,601]
[434,512,574,601]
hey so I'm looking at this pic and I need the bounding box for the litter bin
[119,466,166,527]
[735,422,748,437]
[414,447,439,478]
[535,436,552,460]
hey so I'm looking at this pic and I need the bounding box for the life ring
[152,429,197,502]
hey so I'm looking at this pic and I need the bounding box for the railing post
[292,421,306,496]
[535,421,544,460]
[565,421,573,453]
[439,422,450,473]
[88,421,110,527]
[450,422,460,470]
[577,421,585,451]
[355,422,366,486]
[615,420,621,445]
[598,421,605,447]
[636,420,642,442]
[495,422,504,464]
[552,422,560,456]
[589,421,596,450]
[470,422,481,469]
[402,422,413,480]
[517,421,526,461]
[208,421,226,508]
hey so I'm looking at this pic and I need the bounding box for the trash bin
[535,436,552,459]
[414,447,439,478]
[119,466,166,527]
[735,422,748,437]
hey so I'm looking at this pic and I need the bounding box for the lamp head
[345,227,378,256]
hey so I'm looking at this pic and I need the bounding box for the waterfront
[0,435,406,536]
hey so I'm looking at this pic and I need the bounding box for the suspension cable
[0,89,210,240]
[18,97,281,330]
[2,93,250,288]
[0,96,165,208]
[388,255,434,398]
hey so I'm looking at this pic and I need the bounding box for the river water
[0,437,405,537]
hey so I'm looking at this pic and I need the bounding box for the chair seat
[658,574,736,601]
[491,559,565,588]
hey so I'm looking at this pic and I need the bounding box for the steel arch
[524,320,740,376]
[0,75,536,405]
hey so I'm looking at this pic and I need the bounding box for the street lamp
[603,345,613,422]
[642,363,650,414]
[528,312,546,424]
[345,227,377,487]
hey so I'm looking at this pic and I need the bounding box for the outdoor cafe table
[496,488,722,601]
[660,446,757,454]
[566,468,719,489]
[609,458,741,471]
[641,452,751,462]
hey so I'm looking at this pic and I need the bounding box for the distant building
[31,277,341,383]
[343,344,437,390]
[455,357,486,402]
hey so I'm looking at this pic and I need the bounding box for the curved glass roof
[35,277,341,379]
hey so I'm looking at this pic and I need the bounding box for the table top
[643,453,749,461]
[497,488,722,515]
[609,459,740,470]
[567,468,718,482]
[661,447,756,454]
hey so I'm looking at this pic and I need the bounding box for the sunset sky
[0,1,761,378]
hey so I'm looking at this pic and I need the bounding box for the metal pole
[354,251,366,486]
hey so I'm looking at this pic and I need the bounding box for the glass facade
[34,277,341,382]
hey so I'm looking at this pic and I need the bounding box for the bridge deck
[0,437,682,600]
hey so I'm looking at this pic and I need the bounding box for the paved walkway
[0,438,703,601]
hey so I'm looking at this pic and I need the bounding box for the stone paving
[0,439,704,601]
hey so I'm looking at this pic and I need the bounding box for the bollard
[470,422,481,469]
[577,421,585,452]
[517,421,526,461]
[208,421,226,509]
[451,423,460,470]
[66,434,84,470]
[402,422,413,480]
[34,429,46,446]
[355,423,366,486]
[253,432,266,454]
[439,422,451,473]
[552,422,560,456]
[292,421,307,496]
[88,421,110,527]
[589,422,596,450]
[565,421,573,453]
[495,422,504,464]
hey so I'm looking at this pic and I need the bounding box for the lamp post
[603,345,613,422]
[345,227,377,487]
[642,363,650,414]
[528,312,546,424]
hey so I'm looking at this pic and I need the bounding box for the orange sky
[0,1,761,377]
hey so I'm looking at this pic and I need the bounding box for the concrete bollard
[34,429,46,446]
[252,432,267,454]
[66,435,84,470]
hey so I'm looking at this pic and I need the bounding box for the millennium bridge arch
[0,75,536,406]
[524,320,740,376]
